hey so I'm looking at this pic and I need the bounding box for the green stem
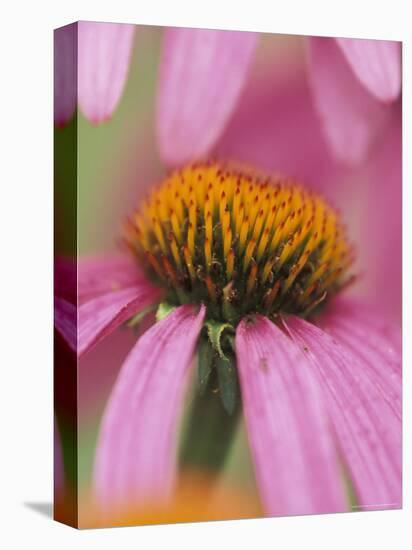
[178,368,241,476]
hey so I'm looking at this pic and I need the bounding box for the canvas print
[54,21,402,528]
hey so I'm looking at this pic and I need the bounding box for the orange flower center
[124,162,354,323]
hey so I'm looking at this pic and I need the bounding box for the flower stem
[178,357,241,477]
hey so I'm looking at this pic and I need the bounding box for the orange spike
[246,262,258,294]
[239,216,249,251]
[205,275,217,302]
[169,233,182,268]
[257,228,270,261]
[205,211,213,244]
[224,227,232,258]
[253,209,265,241]
[187,222,195,256]
[243,239,256,271]
[205,237,212,270]
[162,256,178,286]
[226,248,235,280]
[183,244,196,282]
[264,280,281,310]
[261,255,277,284]
[145,251,164,279]
[153,217,167,254]
[171,210,182,243]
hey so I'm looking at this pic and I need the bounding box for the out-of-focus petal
[54,297,77,351]
[78,254,150,304]
[284,315,402,510]
[157,28,257,166]
[317,299,401,421]
[54,24,77,126]
[336,38,401,103]
[215,58,343,195]
[307,37,389,165]
[93,304,205,516]
[78,21,135,124]
[79,284,161,357]
[356,108,402,322]
[236,315,347,516]
[320,296,401,372]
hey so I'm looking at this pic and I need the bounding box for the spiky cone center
[124,162,355,325]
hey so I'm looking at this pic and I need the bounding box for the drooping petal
[78,21,135,124]
[335,38,401,103]
[215,51,344,195]
[283,315,402,510]
[54,297,77,351]
[356,108,402,322]
[307,37,389,165]
[78,254,150,304]
[93,304,205,515]
[236,315,347,516]
[54,24,77,126]
[318,307,401,421]
[79,284,161,357]
[157,28,257,166]
[320,296,401,373]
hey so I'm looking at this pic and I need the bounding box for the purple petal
[236,316,346,516]
[79,284,161,357]
[307,37,389,165]
[78,254,150,304]
[78,22,135,124]
[336,38,401,103]
[54,24,77,126]
[283,315,402,510]
[93,304,205,514]
[54,297,77,351]
[157,28,257,166]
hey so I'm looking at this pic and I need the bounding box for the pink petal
[54,297,77,351]
[54,24,77,126]
[93,304,205,514]
[336,38,401,103]
[283,315,402,510]
[307,37,389,165]
[320,296,401,374]
[78,22,135,124]
[236,316,346,516]
[78,254,150,304]
[356,108,402,322]
[79,284,161,357]
[157,28,257,166]
[215,58,343,195]
[318,315,401,422]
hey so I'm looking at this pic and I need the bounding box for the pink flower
[54,21,135,126]
[54,27,401,521]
